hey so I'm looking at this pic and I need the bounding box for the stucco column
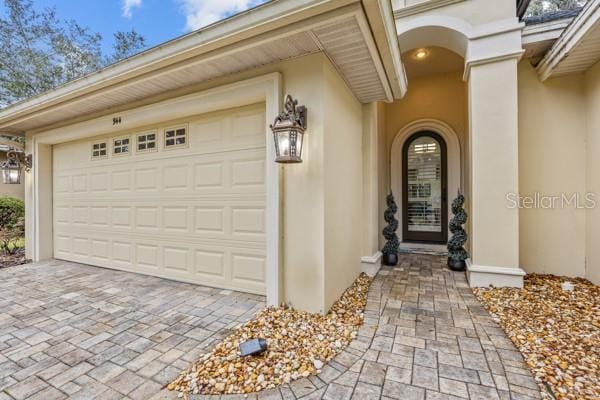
[25,136,53,263]
[466,57,525,287]
[360,103,383,276]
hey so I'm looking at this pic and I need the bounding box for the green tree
[0,0,146,108]
[106,30,146,65]
[526,0,587,17]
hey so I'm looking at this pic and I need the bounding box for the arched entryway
[402,131,447,243]
[390,119,462,244]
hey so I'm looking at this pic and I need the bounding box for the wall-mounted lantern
[1,150,32,185]
[270,95,307,163]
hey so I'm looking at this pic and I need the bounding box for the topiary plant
[382,192,399,266]
[447,192,468,271]
[0,197,25,255]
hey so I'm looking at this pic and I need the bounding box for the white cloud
[178,0,267,31]
[122,0,143,19]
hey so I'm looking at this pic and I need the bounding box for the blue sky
[1,0,269,54]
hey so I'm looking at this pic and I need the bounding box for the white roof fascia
[362,0,408,99]
[522,18,574,46]
[537,0,600,81]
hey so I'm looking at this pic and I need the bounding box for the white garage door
[52,103,267,294]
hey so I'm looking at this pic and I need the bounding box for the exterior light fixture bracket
[270,95,307,163]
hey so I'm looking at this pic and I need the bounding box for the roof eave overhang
[0,0,402,134]
[522,17,573,45]
[537,0,600,81]
[361,0,408,99]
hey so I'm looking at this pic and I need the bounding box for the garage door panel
[190,107,265,150]
[55,235,71,257]
[194,162,224,189]
[52,149,266,199]
[51,234,266,293]
[163,164,189,191]
[163,206,190,233]
[55,206,70,224]
[72,174,88,193]
[72,206,89,225]
[232,251,266,285]
[55,176,71,194]
[53,104,266,294]
[136,243,160,269]
[111,170,131,192]
[195,207,225,233]
[113,241,133,265]
[232,158,265,188]
[90,172,110,192]
[232,111,265,144]
[194,249,226,278]
[134,167,160,191]
[54,202,265,239]
[163,246,191,272]
[91,206,109,227]
[72,237,90,256]
[91,239,110,261]
[135,206,160,231]
[191,119,224,147]
[232,207,266,237]
[112,206,133,228]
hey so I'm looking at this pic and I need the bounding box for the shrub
[0,197,24,229]
[0,197,25,254]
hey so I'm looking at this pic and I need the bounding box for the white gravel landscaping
[168,274,372,397]
[474,274,600,400]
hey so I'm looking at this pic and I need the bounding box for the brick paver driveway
[0,260,264,400]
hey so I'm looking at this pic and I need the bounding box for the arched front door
[402,131,448,243]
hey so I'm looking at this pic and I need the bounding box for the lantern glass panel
[274,127,304,162]
[293,128,304,158]
[1,165,21,184]
[276,130,291,157]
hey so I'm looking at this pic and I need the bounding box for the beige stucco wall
[323,61,363,311]
[517,61,587,278]
[585,61,600,284]
[280,53,364,313]
[384,70,467,149]
[381,70,467,246]
[278,54,327,313]
[0,153,25,200]
[277,53,364,313]
[395,0,516,27]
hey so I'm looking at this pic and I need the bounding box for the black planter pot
[447,258,466,271]
[383,252,398,266]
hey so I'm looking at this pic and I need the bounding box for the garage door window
[136,132,157,153]
[164,126,187,149]
[113,137,131,156]
[91,141,108,160]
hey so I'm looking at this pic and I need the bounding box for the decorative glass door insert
[402,132,447,243]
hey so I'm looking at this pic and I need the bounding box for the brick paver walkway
[0,254,542,399]
[0,260,264,400]
[180,254,541,400]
